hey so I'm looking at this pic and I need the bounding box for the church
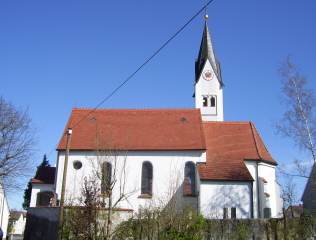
[29,17,283,219]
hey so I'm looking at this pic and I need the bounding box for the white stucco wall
[0,188,9,239]
[30,183,55,208]
[245,161,282,218]
[200,181,252,219]
[195,59,223,122]
[55,150,205,213]
[274,180,283,217]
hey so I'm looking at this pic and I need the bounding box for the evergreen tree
[22,154,50,210]
[37,154,50,169]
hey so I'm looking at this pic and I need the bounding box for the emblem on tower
[202,70,214,81]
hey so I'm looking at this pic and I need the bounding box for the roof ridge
[73,108,199,111]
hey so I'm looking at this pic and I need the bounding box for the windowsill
[138,194,152,198]
[183,194,198,197]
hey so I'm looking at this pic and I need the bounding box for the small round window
[73,161,82,170]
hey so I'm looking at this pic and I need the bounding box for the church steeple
[194,16,224,121]
[195,20,223,85]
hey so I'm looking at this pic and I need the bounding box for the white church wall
[199,181,252,219]
[245,161,259,218]
[195,60,223,121]
[258,163,273,217]
[274,180,283,217]
[55,150,205,213]
[245,160,282,218]
[258,162,282,217]
[30,183,55,207]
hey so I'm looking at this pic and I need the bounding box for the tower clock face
[202,70,214,81]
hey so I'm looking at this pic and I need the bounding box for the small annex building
[28,17,282,219]
[30,167,56,207]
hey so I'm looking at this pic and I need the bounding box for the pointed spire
[195,18,223,86]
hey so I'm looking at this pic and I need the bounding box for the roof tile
[30,167,56,184]
[57,108,206,150]
[198,121,276,181]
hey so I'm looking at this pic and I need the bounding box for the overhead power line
[72,0,213,128]
[47,0,214,159]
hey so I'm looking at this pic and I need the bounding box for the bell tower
[194,16,224,121]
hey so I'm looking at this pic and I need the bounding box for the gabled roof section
[30,167,56,184]
[195,21,223,86]
[198,121,276,181]
[57,108,206,151]
[10,211,24,221]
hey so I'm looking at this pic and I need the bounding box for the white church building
[29,18,283,219]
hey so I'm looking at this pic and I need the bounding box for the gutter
[256,161,261,218]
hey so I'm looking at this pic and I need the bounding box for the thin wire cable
[72,0,213,128]
[47,0,213,159]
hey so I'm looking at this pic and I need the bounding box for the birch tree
[275,55,316,177]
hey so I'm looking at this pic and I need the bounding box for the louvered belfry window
[101,162,112,194]
[184,162,196,195]
[210,96,216,107]
[141,162,153,195]
[203,97,208,107]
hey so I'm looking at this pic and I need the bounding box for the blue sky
[1,0,315,210]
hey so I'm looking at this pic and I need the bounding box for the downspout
[256,161,261,218]
[250,181,254,218]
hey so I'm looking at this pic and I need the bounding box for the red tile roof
[30,167,56,184]
[57,109,277,182]
[57,108,206,150]
[286,205,304,216]
[198,122,276,181]
[10,211,23,220]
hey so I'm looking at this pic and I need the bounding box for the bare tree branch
[0,96,37,191]
[275,55,316,163]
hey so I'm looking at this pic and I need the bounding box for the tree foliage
[114,206,205,240]
[63,175,205,240]
[0,95,37,191]
[63,177,101,240]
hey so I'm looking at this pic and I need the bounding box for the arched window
[203,97,208,107]
[141,162,153,195]
[36,191,54,206]
[184,162,196,196]
[101,162,112,194]
[210,96,216,107]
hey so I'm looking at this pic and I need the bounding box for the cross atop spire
[195,19,223,86]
